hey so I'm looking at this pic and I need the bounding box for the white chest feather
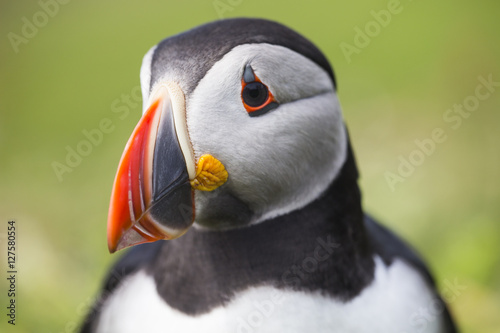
[96,257,445,333]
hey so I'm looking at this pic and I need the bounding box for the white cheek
[242,93,346,223]
[187,44,346,223]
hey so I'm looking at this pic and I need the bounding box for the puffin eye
[242,82,268,107]
[241,64,279,117]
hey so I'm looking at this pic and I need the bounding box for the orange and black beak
[107,82,197,253]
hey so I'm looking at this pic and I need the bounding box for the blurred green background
[0,0,498,332]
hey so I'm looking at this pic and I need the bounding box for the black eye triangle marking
[243,64,255,83]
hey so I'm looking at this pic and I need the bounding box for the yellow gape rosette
[190,154,228,191]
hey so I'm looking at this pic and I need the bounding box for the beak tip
[107,216,122,253]
[108,227,156,253]
[107,234,119,253]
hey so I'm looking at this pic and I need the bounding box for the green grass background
[0,0,499,332]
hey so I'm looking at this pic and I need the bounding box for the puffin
[81,18,457,333]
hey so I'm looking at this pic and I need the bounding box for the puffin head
[107,18,349,252]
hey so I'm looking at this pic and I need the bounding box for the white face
[142,43,347,229]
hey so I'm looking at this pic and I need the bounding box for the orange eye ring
[241,66,279,117]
